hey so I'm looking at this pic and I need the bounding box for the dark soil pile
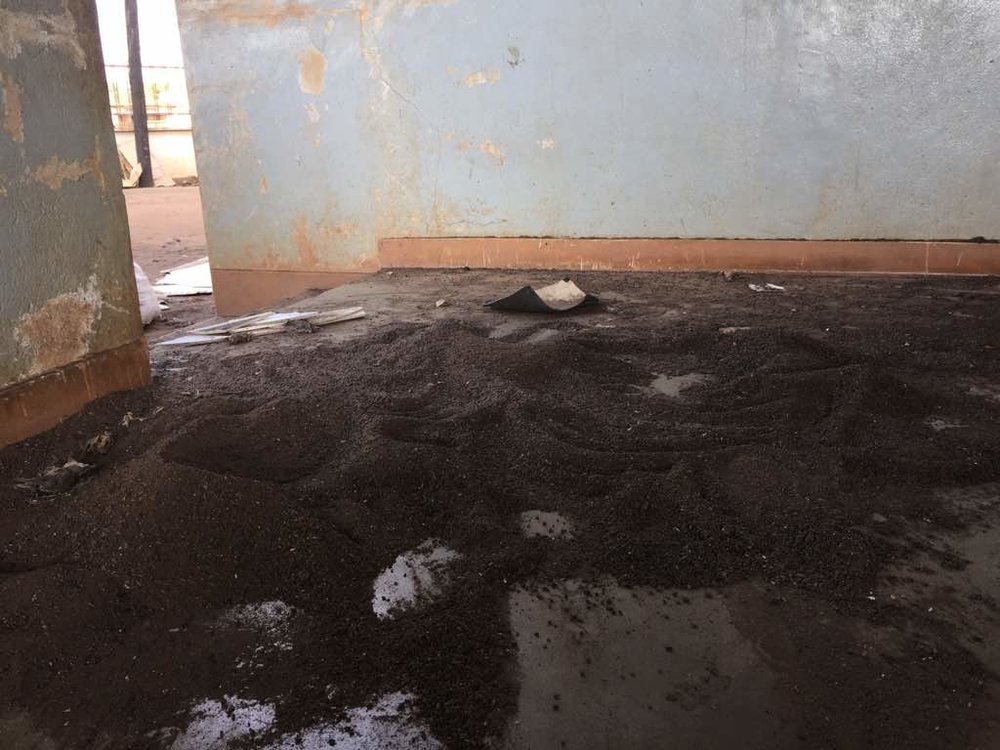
[1,271,999,749]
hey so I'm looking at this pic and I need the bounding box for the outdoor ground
[2,268,1000,749]
[125,186,216,334]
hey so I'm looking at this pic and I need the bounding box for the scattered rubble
[14,459,95,496]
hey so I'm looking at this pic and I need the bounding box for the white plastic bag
[133,263,160,326]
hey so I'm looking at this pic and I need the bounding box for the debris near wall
[157,307,366,347]
[486,279,599,313]
[154,258,212,297]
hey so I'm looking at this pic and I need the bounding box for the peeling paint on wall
[298,46,326,94]
[183,0,355,27]
[14,278,101,378]
[479,140,505,166]
[1,72,24,142]
[287,214,365,269]
[31,155,94,190]
[0,4,87,69]
[459,68,500,87]
[178,0,1000,281]
[1,0,140,394]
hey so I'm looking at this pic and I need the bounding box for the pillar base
[0,338,150,449]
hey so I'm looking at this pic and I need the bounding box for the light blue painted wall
[177,0,1000,272]
[0,0,139,388]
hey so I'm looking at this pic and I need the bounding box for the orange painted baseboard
[0,338,150,449]
[378,237,999,275]
[211,268,369,316]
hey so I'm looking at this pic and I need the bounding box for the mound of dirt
[1,271,1000,749]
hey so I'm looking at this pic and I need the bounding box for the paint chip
[299,46,326,95]
[31,155,93,190]
[479,140,506,167]
[15,280,101,377]
[537,138,555,150]
[461,68,501,87]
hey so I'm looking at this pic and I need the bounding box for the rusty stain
[31,155,95,190]
[0,5,87,69]
[188,0,354,27]
[15,284,100,377]
[1,72,23,142]
[479,140,506,166]
[299,46,326,95]
[239,216,366,272]
[460,68,501,87]
[259,175,269,194]
[292,215,319,268]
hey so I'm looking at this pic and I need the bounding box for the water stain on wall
[1,72,24,142]
[298,46,326,94]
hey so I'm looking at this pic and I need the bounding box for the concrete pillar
[0,0,149,448]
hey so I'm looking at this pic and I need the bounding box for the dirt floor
[3,269,1000,749]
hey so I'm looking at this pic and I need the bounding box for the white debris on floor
[166,691,441,750]
[748,282,786,293]
[647,373,713,399]
[520,510,574,539]
[156,307,366,347]
[967,381,1000,403]
[154,257,213,297]
[263,692,442,750]
[134,263,161,325]
[169,696,275,750]
[926,417,963,432]
[372,540,461,620]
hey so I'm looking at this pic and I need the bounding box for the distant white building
[96,0,197,182]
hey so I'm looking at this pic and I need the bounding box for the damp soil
[2,270,1000,749]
